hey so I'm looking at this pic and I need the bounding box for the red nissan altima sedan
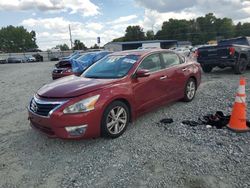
[28,49,201,139]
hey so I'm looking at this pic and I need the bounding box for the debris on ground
[182,120,202,127]
[182,111,230,129]
[159,118,174,124]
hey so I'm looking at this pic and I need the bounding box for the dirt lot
[0,62,249,188]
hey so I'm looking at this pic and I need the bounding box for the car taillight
[229,47,235,56]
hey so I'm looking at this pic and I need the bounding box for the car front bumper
[28,107,102,139]
[197,58,237,67]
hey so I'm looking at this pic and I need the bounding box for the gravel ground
[0,62,250,188]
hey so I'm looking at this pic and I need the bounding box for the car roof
[110,49,170,56]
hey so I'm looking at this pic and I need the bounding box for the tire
[201,65,213,73]
[234,58,247,74]
[183,78,197,102]
[101,101,130,138]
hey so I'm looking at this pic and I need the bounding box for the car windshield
[77,53,96,62]
[83,54,139,79]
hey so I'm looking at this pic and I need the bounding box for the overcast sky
[0,0,250,50]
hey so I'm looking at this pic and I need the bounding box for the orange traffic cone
[227,77,250,132]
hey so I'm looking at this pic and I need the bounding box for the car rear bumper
[28,107,102,139]
[197,58,237,67]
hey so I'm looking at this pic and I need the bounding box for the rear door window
[138,53,162,73]
[161,53,181,68]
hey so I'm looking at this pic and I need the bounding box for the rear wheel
[201,65,213,73]
[234,58,247,74]
[183,78,196,102]
[101,101,130,138]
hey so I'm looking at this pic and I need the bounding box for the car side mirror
[135,69,150,78]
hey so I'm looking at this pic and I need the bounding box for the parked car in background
[71,51,112,75]
[25,55,36,62]
[197,36,250,74]
[6,57,25,63]
[28,49,201,139]
[52,51,111,80]
[170,47,191,57]
[51,52,83,80]
[0,57,6,64]
[49,48,62,61]
[32,53,43,62]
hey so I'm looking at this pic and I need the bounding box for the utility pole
[69,24,73,50]
[151,24,155,40]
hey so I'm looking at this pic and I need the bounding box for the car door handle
[182,68,188,71]
[160,75,167,80]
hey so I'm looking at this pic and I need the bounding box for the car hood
[37,75,116,98]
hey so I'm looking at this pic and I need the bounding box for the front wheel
[101,101,130,138]
[183,78,197,102]
[234,58,247,74]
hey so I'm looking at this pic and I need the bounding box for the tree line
[1,13,250,53]
[55,41,99,51]
[113,13,250,45]
[0,25,38,53]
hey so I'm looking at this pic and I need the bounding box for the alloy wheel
[186,80,196,100]
[106,106,128,135]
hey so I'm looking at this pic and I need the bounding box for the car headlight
[63,95,100,114]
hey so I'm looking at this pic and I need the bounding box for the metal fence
[0,50,73,62]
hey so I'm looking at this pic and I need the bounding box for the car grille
[30,97,61,117]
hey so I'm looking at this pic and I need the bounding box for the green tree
[214,17,234,40]
[146,30,154,40]
[90,44,99,49]
[0,25,38,52]
[56,43,70,51]
[195,13,217,43]
[235,22,242,37]
[155,19,191,41]
[154,13,237,45]
[124,25,145,41]
[235,22,250,37]
[110,13,250,45]
[73,39,87,50]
